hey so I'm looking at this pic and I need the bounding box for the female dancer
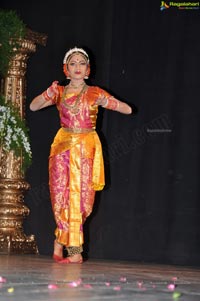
[30,47,132,263]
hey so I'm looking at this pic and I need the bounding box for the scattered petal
[172,277,178,282]
[68,281,79,288]
[173,291,181,299]
[113,286,121,291]
[119,277,127,282]
[48,284,58,290]
[137,281,143,288]
[68,278,82,288]
[0,276,6,283]
[7,287,14,293]
[167,284,176,291]
[76,278,82,285]
[83,284,92,289]
[105,282,111,287]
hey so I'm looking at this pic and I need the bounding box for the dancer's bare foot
[68,254,83,263]
[58,254,83,264]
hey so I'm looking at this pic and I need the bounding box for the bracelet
[47,87,55,97]
[102,96,119,110]
[42,90,52,101]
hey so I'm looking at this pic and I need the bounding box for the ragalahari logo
[160,1,200,10]
[160,1,170,10]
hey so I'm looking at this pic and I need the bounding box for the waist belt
[62,127,95,133]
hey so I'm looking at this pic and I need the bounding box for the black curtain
[1,0,200,266]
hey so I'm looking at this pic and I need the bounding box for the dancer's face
[67,54,88,80]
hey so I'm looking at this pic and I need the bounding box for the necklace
[61,84,87,114]
[68,81,85,89]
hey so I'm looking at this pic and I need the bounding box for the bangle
[42,90,52,101]
[102,96,119,110]
[47,87,55,97]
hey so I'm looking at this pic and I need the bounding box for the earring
[85,65,90,79]
[63,64,70,79]
[65,70,70,79]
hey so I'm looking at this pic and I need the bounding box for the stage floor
[0,255,200,300]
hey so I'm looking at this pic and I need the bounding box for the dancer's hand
[46,81,59,98]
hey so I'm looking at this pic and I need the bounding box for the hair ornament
[63,47,89,64]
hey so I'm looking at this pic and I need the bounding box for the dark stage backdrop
[1,0,200,266]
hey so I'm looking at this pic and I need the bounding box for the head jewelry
[63,47,89,64]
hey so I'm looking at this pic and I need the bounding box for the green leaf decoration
[0,9,26,76]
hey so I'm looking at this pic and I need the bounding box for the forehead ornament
[63,47,89,64]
